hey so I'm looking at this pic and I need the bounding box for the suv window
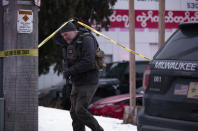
[155,27,198,60]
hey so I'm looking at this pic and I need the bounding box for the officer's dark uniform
[54,22,104,131]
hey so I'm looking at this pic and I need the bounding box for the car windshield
[155,27,198,60]
[105,62,128,79]
[103,61,148,79]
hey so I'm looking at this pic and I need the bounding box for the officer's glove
[64,68,71,78]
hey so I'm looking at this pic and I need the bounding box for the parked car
[104,61,149,94]
[93,78,120,101]
[138,22,198,131]
[88,93,143,119]
[38,80,65,108]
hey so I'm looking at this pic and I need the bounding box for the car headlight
[96,103,114,109]
[88,104,93,109]
[96,104,105,109]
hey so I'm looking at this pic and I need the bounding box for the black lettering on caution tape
[0,49,38,57]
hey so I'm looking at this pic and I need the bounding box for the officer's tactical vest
[66,32,106,70]
[66,41,81,66]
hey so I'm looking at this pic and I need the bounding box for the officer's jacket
[54,31,99,86]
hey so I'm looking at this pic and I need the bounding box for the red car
[88,93,143,119]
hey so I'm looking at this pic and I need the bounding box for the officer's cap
[60,22,77,33]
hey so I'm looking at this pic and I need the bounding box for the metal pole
[129,0,136,108]
[3,0,39,131]
[158,0,165,47]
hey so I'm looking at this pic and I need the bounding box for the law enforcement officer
[56,22,104,131]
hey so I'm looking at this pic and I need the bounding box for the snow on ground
[39,106,137,131]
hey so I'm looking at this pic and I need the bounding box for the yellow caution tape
[0,49,38,57]
[0,20,73,58]
[38,19,74,48]
[37,18,151,61]
[77,21,151,61]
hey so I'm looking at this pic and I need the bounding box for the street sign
[17,10,33,33]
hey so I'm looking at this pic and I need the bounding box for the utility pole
[0,0,4,131]
[129,0,136,108]
[2,0,39,131]
[0,0,3,98]
[158,0,165,47]
[123,0,136,124]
